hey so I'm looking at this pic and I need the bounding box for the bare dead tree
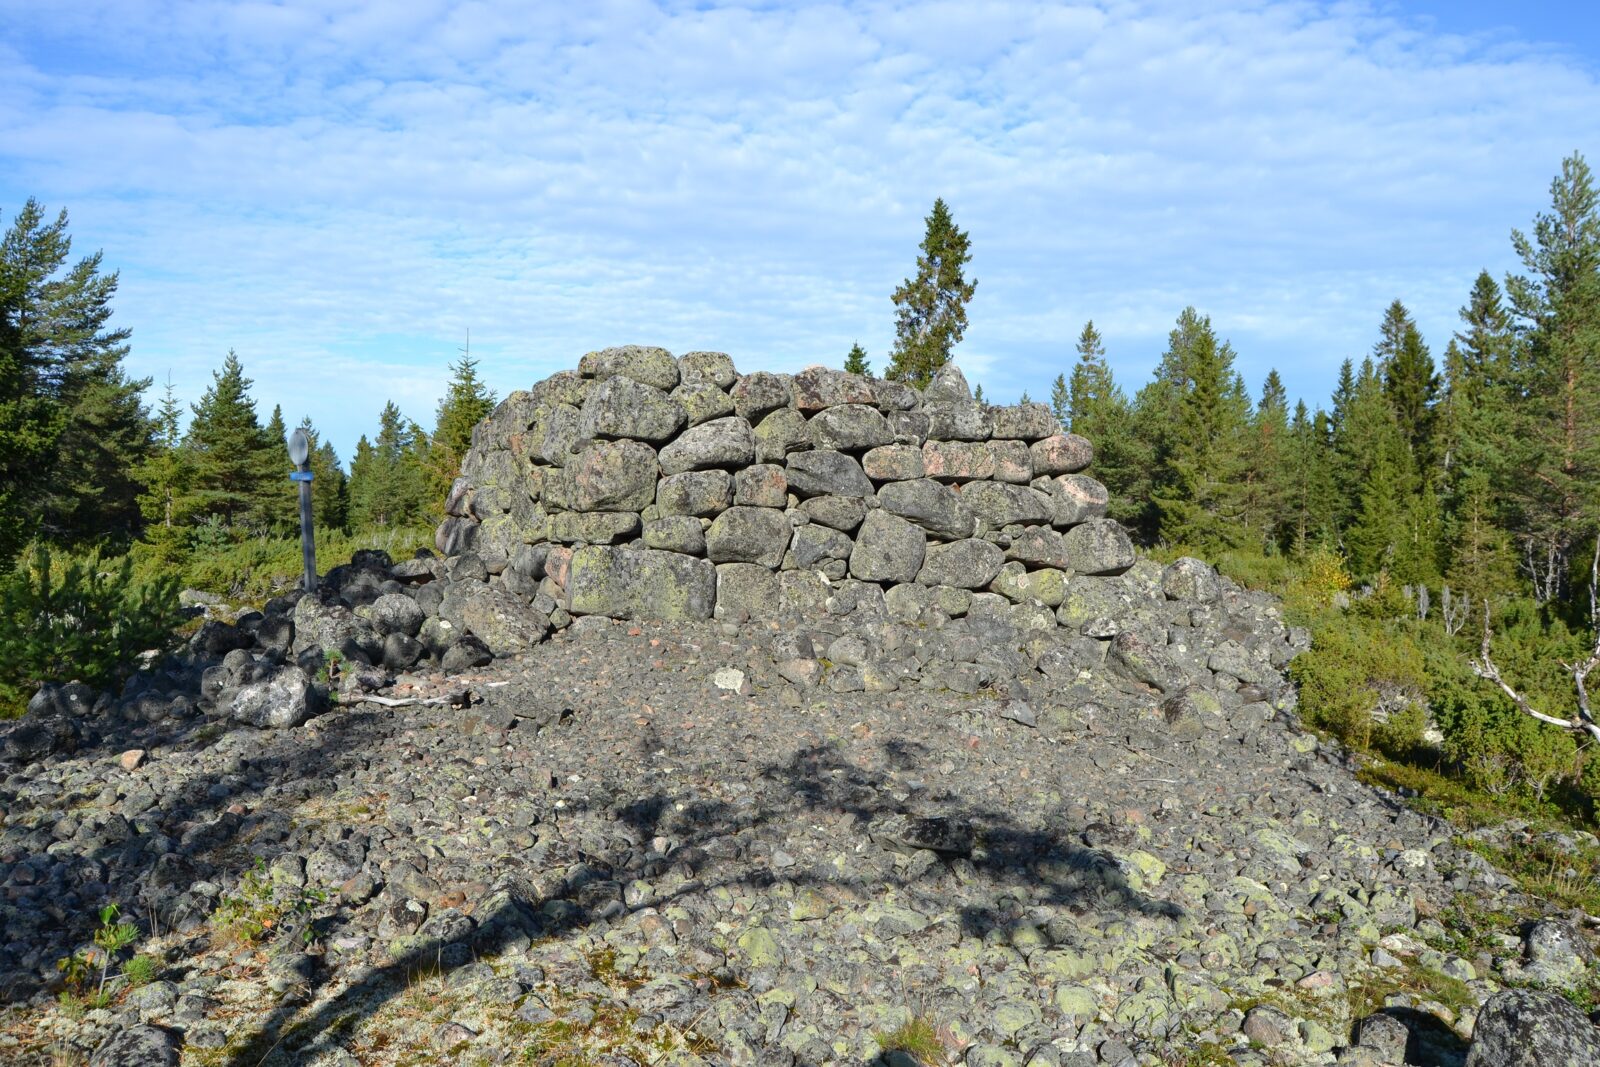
[1472,538,1600,745]
[1441,585,1470,637]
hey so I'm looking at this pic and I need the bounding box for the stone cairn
[434,347,1135,645]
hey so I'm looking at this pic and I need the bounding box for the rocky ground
[3,556,1599,1067]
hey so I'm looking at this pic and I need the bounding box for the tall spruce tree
[0,199,151,559]
[1049,373,1070,430]
[183,351,279,528]
[258,404,296,533]
[1065,321,1143,531]
[886,199,976,386]
[1240,370,1292,552]
[428,350,496,513]
[1285,402,1340,551]
[1148,309,1252,549]
[1376,303,1438,470]
[298,417,349,533]
[843,342,870,376]
[349,401,431,529]
[1505,152,1600,602]
[135,378,192,567]
[1342,358,1417,577]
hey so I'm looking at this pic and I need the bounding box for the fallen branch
[1471,538,1600,745]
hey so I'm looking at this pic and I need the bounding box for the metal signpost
[287,428,318,594]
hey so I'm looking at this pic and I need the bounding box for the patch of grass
[1345,956,1477,1022]
[209,857,328,950]
[874,1015,952,1064]
[1461,832,1600,917]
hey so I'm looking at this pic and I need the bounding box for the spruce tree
[1149,309,1252,549]
[183,351,278,528]
[1342,359,1417,577]
[349,402,431,529]
[1286,402,1340,551]
[0,199,150,558]
[257,404,296,534]
[298,417,349,533]
[1240,371,1291,552]
[1049,373,1069,430]
[886,199,976,386]
[135,378,193,567]
[1505,152,1600,602]
[428,350,496,511]
[843,342,870,376]
[1375,301,1438,470]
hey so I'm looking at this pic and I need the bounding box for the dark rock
[849,511,926,583]
[877,479,977,541]
[659,416,756,475]
[89,1025,180,1067]
[730,371,792,422]
[786,450,874,499]
[1465,989,1600,1067]
[706,506,791,568]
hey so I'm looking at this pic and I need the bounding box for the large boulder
[730,371,792,421]
[991,402,1057,441]
[656,470,733,517]
[577,376,686,444]
[228,666,317,729]
[786,450,874,498]
[849,511,926,583]
[922,364,971,404]
[1038,474,1109,527]
[359,592,427,637]
[923,402,993,441]
[808,404,892,452]
[658,416,756,474]
[578,345,680,391]
[705,506,791,568]
[862,444,925,482]
[753,407,812,462]
[1062,519,1136,575]
[457,586,550,656]
[959,482,1054,527]
[1465,989,1600,1067]
[917,539,1004,589]
[567,546,717,621]
[679,350,738,388]
[877,479,977,541]
[791,366,875,411]
[922,440,995,482]
[1030,434,1095,475]
[561,439,659,511]
[89,1025,181,1067]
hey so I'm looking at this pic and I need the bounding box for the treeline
[0,194,496,579]
[1048,154,1598,619]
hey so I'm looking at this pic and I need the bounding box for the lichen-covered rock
[922,440,995,482]
[360,592,427,637]
[567,546,717,621]
[457,585,550,656]
[753,407,812,462]
[1062,518,1136,575]
[791,366,875,411]
[797,494,867,532]
[988,439,1033,483]
[922,363,971,404]
[870,378,919,411]
[1037,473,1110,527]
[705,506,791,568]
[547,511,640,544]
[656,470,733,517]
[862,444,926,482]
[924,402,993,441]
[849,510,927,583]
[533,403,586,465]
[658,416,756,474]
[1465,989,1600,1067]
[808,404,892,452]
[672,382,736,426]
[89,1025,180,1067]
[733,464,787,507]
[878,478,977,541]
[1030,433,1095,475]
[1006,527,1071,569]
[578,345,681,391]
[917,538,1004,589]
[785,450,874,498]
[643,516,706,555]
[577,376,686,444]
[679,350,738,388]
[1163,557,1221,603]
[959,482,1054,527]
[715,562,781,620]
[991,402,1057,441]
[786,524,854,569]
[229,666,317,729]
[730,371,791,421]
[561,439,659,512]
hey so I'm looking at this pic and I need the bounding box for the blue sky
[3,0,1599,464]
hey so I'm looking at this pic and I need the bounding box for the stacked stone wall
[434,347,1135,627]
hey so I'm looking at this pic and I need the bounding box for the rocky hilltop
[2,349,1598,1067]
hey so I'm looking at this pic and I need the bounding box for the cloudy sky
[3,0,1598,462]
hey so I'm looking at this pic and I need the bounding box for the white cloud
[1,0,1597,455]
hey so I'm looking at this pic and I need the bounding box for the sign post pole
[287,429,317,594]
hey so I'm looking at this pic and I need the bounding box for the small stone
[712,667,746,691]
[118,749,148,771]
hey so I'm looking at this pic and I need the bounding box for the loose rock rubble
[1,348,1597,1067]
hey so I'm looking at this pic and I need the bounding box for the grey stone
[917,539,1004,589]
[1006,527,1071,569]
[924,401,993,441]
[849,510,926,583]
[987,438,1034,483]
[786,524,854,569]
[533,403,586,465]
[657,470,733,517]
[877,478,977,541]
[578,345,680,391]
[791,366,875,411]
[644,516,707,555]
[89,1025,180,1067]
[435,515,478,557]
[797,494,867,532]
[361,592,426,637]
[658,416,756,475]
[888,409,931,444]
[706,506,791,568]
[1465,989,1600,1067]
[922,440,995,481]
[577,376,686,444]
[786,450,874,498]
[670,382,736,426]
[716,563,781,621]
[458,586,550,655]
[560,439,659,511]
[1162,686,1225,738]
[567,546,717,621]
[229,666,317,729]
[1062,519,1136,575]
[1030,433,1095,475]
[733,464,787,507]
[441,635,493,671]
[547,511,640,545]
[1163,557,1222,603]
[871,378,920,411]
[862,444,925,482]
[922,363,972,404]
[730,371,792,421]
[808,403,892,452]
[1521,920,1597,988]
[679,350,738,388]
[1038,473,1109,527]
[959,482,1054,527]
[991,402,1058,441]
[753,407,812,462]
